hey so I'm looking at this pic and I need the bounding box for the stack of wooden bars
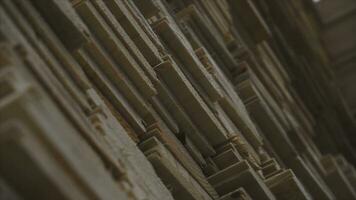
[1,0,356,199]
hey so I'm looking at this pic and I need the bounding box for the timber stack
[1,0,356,199]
